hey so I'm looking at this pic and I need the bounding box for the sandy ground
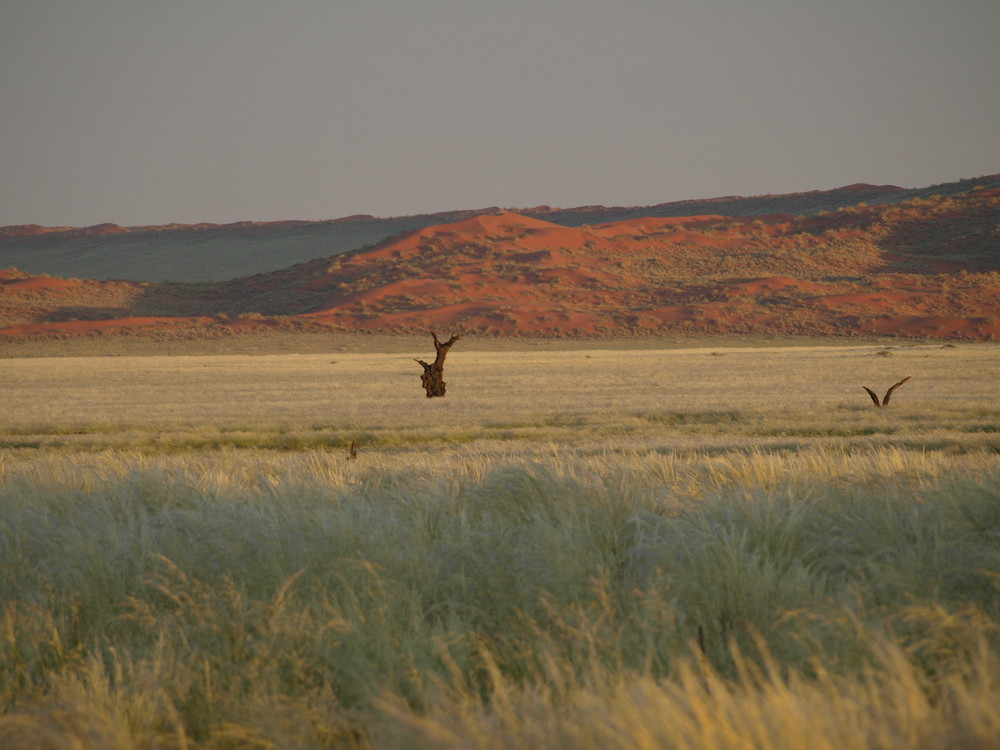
[0,330,928,358]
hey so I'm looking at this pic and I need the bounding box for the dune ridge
[1,182,998,342]
[3,173,998,284]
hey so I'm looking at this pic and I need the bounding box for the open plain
[3,341,1000,748]
[3,340,1000,454]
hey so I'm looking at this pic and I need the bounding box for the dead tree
[415,333,462,397]
[862,376,911,407]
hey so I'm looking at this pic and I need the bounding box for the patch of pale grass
[2,444,1000,747]
[1,343,998,452]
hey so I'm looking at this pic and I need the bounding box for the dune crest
[2,184,999,342]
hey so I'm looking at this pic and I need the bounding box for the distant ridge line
[3,173,997,235]
[1,173,997,284]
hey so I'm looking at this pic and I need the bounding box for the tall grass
[2,343,998,747]
[2,445,1000,748]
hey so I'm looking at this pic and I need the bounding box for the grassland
[2,342,1000,748]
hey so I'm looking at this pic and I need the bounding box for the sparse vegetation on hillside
[1,180,998,342]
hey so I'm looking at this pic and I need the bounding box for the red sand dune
[0,317,212,337]
[2,276,82,292]
[2,187,999,342]
[723,277,827,295]
[870,315,999,339]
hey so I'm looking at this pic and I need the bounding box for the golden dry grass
[2,341,998,453]
[1,342,999,748]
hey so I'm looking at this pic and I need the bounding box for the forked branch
[862,376,911,407]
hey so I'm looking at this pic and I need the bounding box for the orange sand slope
[1,187,999,341]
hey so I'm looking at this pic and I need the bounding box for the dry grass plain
[2,340,999,454]
[2,341,1000,748]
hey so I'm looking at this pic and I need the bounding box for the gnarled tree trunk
[415,332,462,397]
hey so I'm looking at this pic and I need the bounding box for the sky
[1,0,998,228]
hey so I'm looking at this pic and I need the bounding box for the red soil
[723,277,826,295]
[2,276,82,292]
[2,188,998,342]
[0,317,211,337]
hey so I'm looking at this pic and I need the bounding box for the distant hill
[2,173,998,283]
[2,181,998,342]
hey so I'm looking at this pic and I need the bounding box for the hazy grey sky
[2,0,998,227]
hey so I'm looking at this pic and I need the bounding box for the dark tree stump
[415,332,462,397]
